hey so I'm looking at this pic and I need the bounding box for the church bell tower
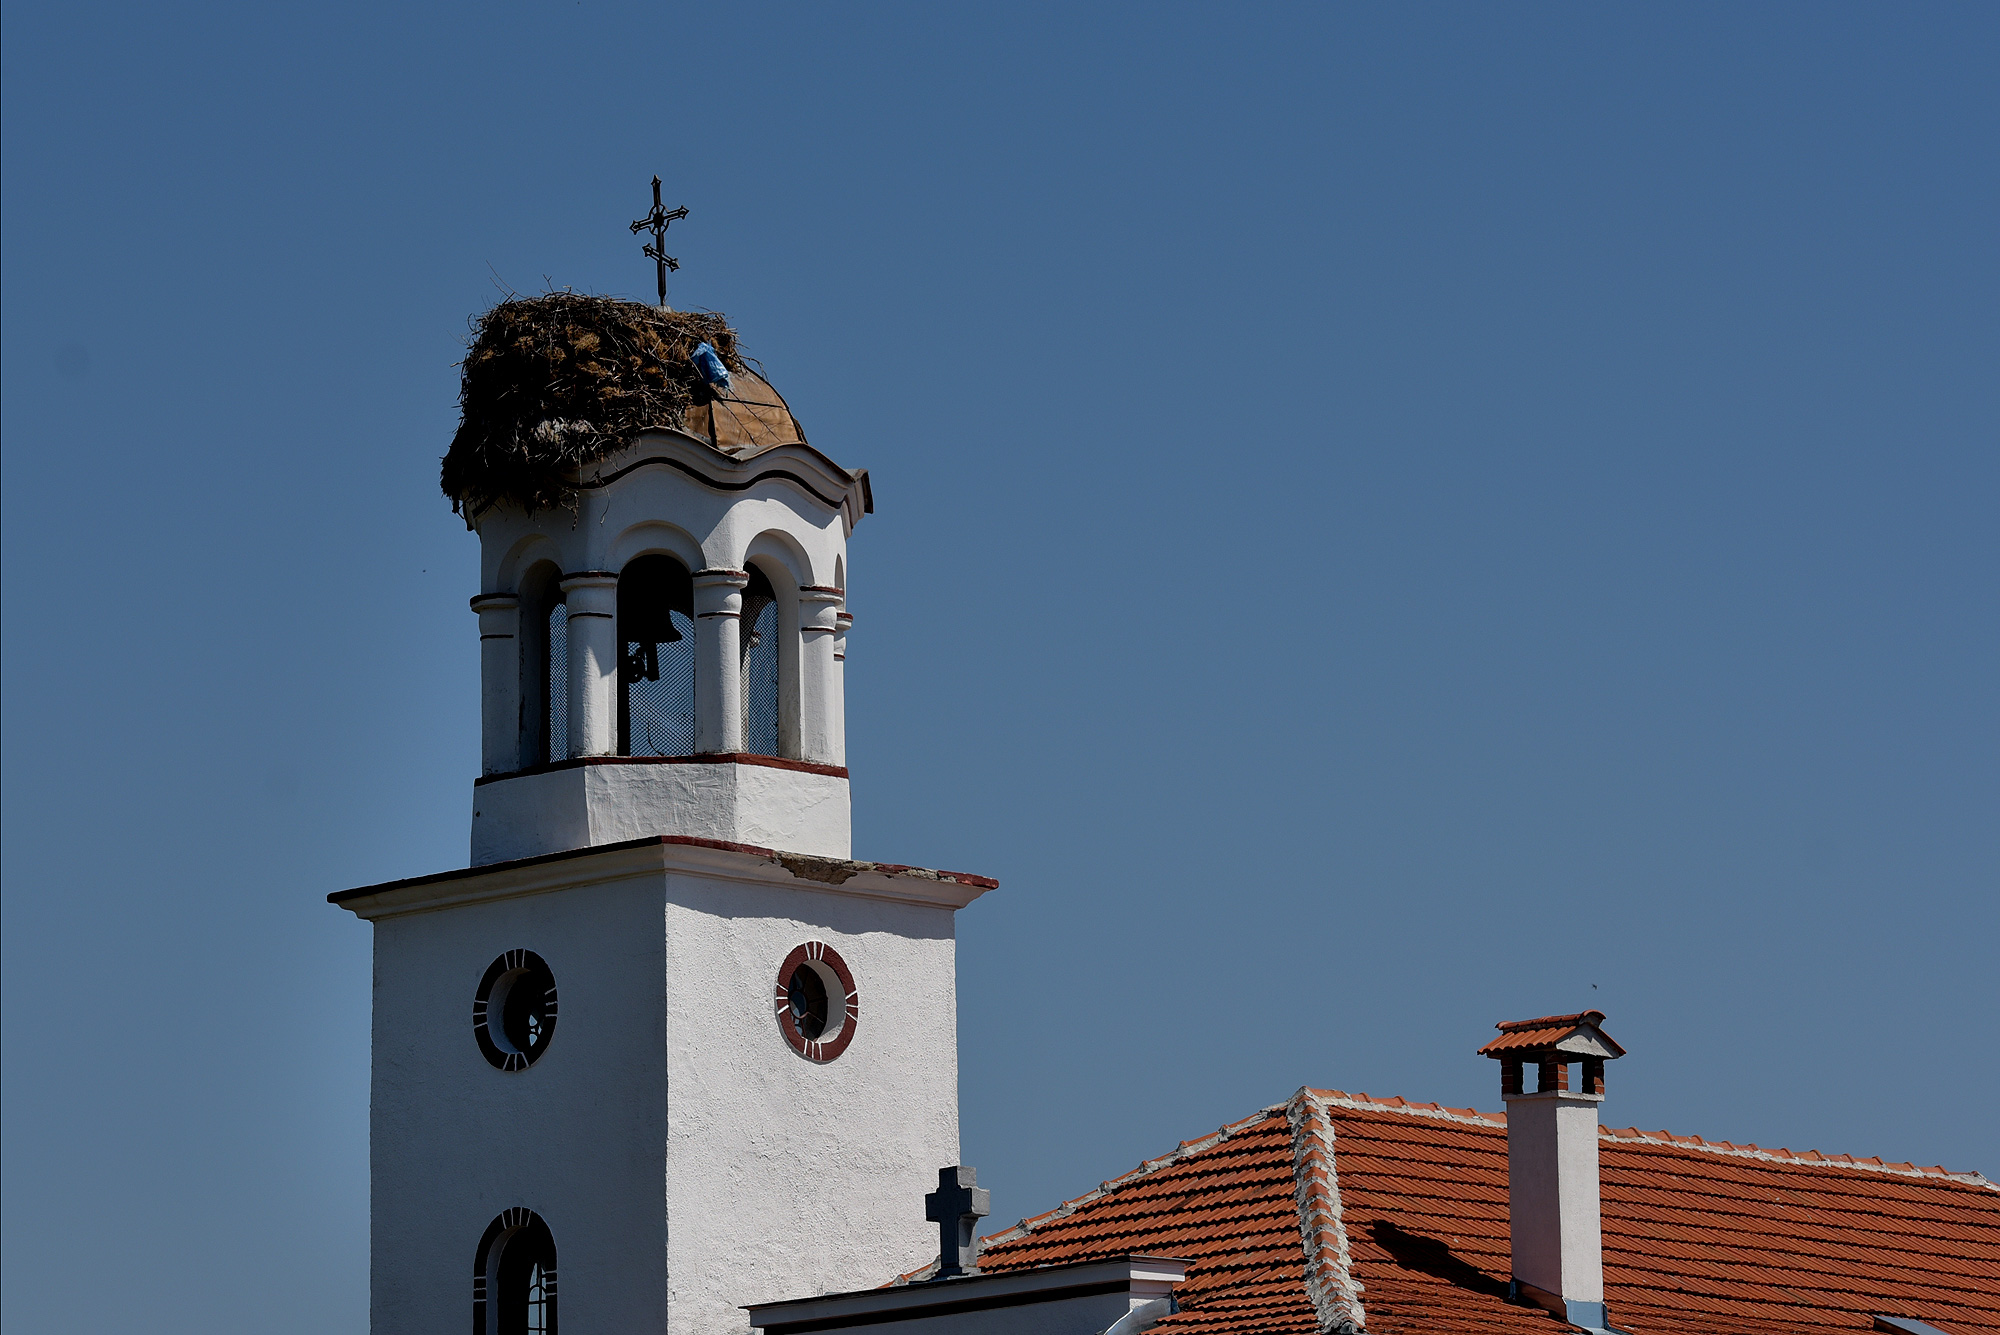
[332,290,990,1335]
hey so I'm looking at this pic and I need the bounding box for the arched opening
[517,563,567,767]
[474,1209,557,1335]
[618,555,696,757]
[740,564,781,757]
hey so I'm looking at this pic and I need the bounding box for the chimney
[1478,1011,1626,1331]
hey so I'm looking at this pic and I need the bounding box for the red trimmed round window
[774,941,858,1062]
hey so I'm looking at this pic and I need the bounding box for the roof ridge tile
[1284,1088,1365,1334]
[1595,1126,1995,1187]
[1307,1088,1506,1129]
[1310,1089,1989,1185]
[1592,1119,1984,1183]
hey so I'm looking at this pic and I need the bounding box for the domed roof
[440,292,808,515]
[679,366,807,456]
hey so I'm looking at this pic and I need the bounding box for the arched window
[518,565,567,767]
[741,565,780,757]
[474,1209,557,1335]
[618,555,696,757]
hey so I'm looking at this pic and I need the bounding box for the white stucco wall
[470,762,853,865]
[1503,1090,1604,1305]
[662,872,959,1335]
[368,868,671,1335]
[347,840,980,1335]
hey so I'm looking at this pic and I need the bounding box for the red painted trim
[774,940,860,1063]
[474,753,849,786]
[798,585,844,594]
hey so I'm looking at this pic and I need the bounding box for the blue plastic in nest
[691,342,732,391]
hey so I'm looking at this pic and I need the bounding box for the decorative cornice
[461,432,870,533]
[580,439,863,521]
[328,833,996,921]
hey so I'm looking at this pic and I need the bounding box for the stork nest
[440,292,748,515]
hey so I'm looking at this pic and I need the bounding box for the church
[332,256,1998,1335]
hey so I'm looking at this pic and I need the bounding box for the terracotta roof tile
[966,1087,1998,1335]
[1477,1011,1628,1059]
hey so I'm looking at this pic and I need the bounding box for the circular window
[474,950,559,1071]
[774,941,858,1062]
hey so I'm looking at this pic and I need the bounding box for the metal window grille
[623,610,697,756]
[483,1217,557,1335]
[525,1264,549,1335]
[547,601,569,762]
[742,596,779,757]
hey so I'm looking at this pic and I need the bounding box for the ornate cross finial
[924,1166,991,1280]
[629,175,689,309]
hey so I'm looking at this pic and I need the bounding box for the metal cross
[629,175,689,308]
[924,1166,991,1280]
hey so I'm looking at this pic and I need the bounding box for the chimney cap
[1478,1010,1626,1061]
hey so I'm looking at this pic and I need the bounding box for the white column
[473,594,520,776]
[797,586,843,765]
[560,572,619,758]
[832,609,852,767]
[693,569,749,754]
[1505,1088,1606,1326]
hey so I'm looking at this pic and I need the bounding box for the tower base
[472,756,851,865]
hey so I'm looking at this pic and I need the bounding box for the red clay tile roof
[962,1089,1998,1335]
[1477,1012,1627,1058]
[969,1110,1326,1335]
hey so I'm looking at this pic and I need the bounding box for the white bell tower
[465,369,867,865]
[333,295,987,1335]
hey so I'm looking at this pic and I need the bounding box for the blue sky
[3,3,1995,1330]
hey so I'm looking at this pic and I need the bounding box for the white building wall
[350,842,977,1335]
[368,872,671,1335]
[663,873,960,1335]
[1503,1090,1606,1307]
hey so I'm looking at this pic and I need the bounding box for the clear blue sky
[3,3,1995,1330]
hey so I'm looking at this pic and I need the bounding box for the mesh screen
[547,602,569,762]
[623,611,697,756]
[742,600,780,757]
